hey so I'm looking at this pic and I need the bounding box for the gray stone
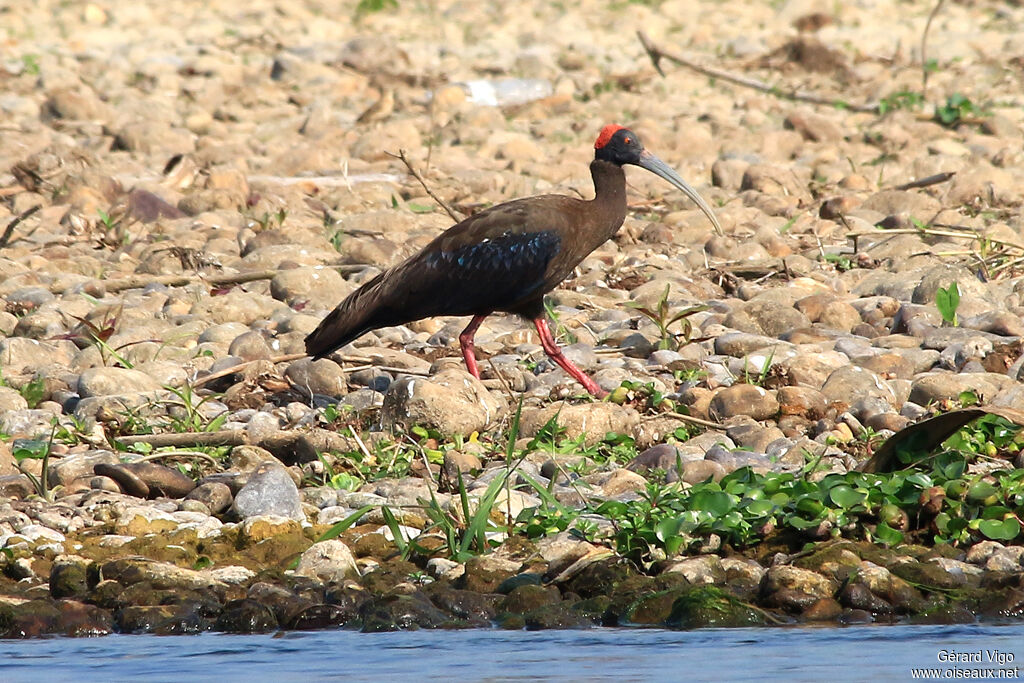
[381,369,507,436]
[284,358,347,398]
[294,539,359,582]
[232,461,305,521]
[77,367,162,398]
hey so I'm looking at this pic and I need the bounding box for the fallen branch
[50,265,371,295]
[0,205,40,249]
[190,353,307,388]
[920,0,947,97]
[891,171,955,191]
[114,430,250,449]
[190,351,431,389]
[637,31,879,114]
[644,410,722,430]
[386,149,464,223]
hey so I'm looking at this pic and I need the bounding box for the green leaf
[978,518,1021,541]
[655,517,685,543]
[317,505,375,541]
[874,521,904,545]
[380,506,408,556]
[957,390,978,407]
[829,485,868,509]
[935,282,961,325]
[688,490,734,516]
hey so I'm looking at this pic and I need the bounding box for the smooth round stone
[185,481,233,514]
[708,384,779,421]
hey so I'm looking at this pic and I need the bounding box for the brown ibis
[305,124,721,397]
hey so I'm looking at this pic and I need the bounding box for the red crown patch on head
[594,124,626,150]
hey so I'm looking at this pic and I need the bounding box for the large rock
[519,401,640,447]
[381,369,507,436]
[77,367,163,398]
[294,540,360,583]
[231,461,305,521]
[708,385,779,421]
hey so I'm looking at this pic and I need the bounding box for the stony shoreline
[2,0,1024,636]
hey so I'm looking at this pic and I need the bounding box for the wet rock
[214,599,279,633]
[663,555,726,585]
[762,566,838,612]
[381,369,507,436]
[498,584,562,614]
[0,599,64,637]
[56,600,114,637]
[360,593,451,632]
[232,461,305,521]
[49,555,91,599]
[422,583,498,625]
[99,558,227,592]
[458,555,520,594]
[666,586,765,628]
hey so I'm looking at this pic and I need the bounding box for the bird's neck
[589,159,628,237]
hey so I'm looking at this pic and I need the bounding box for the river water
[3,624,1023,682]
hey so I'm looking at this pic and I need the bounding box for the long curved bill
[636,150,723,236]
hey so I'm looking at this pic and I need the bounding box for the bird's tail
[304,272,395,358]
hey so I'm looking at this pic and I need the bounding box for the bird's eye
[623,136,631,144]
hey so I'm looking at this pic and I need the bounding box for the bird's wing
[387,196,580,315]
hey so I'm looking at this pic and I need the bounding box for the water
[3,624,1024,682]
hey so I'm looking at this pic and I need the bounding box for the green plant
[936,282,961,326]
[19,376,46,409]
[163,383,227,433]
[935,93,980,127]
[512,411,1024,565]
[878,90,925,115]
[624,285,709,351]
[12,421,60,501]
[20,54,41,76]
[543,299,577,345]
[356,0,397,16]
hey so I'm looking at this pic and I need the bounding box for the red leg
[533,317,607,398]
[459,314,488,379]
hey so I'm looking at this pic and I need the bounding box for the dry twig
[386,149,464,223]
[0,205,40,249]
[114,430,250,449]
[921,0,946,97]
[637,31,879,114]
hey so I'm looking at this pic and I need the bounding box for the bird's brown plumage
[305,159,626,358]
[305,125,720,396]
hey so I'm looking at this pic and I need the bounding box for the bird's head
[593,124,722,235]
